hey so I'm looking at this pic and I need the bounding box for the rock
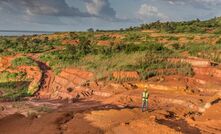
[0,106,4,111]
[42,68,95,99]
[112,71,140,80]
[149,115,156,121]
[193,67,221,78]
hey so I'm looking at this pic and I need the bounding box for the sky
[0,0,221,31]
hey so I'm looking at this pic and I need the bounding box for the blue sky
[0,0,221,31]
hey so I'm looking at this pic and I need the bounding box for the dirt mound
[169,57,211,67]
[95,33,124,39]
[97,40,111,46]
[178,37,189,44]
[0,56,16,72]
[198,101,221,121]
[191,102,221,134]
[141,30,158,33]
[193,35,220,45]
[112,71,140,80]
[84,109,181,134]
[109,34,125,39]
[33,32,70,41]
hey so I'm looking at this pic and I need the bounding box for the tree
[76,37,92,56]
[87,28,94,32]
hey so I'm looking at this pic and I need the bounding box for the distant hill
[125,17,221,34]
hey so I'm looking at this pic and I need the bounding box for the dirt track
[0,100,198,134]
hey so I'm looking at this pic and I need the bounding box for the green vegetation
[0,71,31,100]
[40,36,193,79]
[0,81,31,101]
[99,35,111,40]
[126,17,221,34]
[167,36,179,41]
[180,43,221,63]
[0,71,27,82]
[11,56,37,67]
[124,32,143,42]
[0,37,57,55]
[40,37,92,73]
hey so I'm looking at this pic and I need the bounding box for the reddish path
[25,53,55,97]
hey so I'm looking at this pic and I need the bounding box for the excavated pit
[1,55,221,134]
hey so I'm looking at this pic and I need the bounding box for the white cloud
[137,4,168,21]
[166,0,221,9]
[84,0,116,20]
[85,0,106,15]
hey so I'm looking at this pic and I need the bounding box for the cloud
[0,0,122,25]
[165,0,221,9]
[0,0,90,17]
[137,4,168,21]
[84,0,117,20]
[0,0,120,24]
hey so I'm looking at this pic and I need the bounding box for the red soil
[0,56,16,72]
[193,67,221,78]
[39,68,94,99]
[169,57,211,67]
[112,71,140,80]
[97,40,111,46]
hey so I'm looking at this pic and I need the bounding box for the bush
[99,35,111,40]
[133,17,221,34]
[180,43,221,62]
[171,43,181,50]
[168,36,179,41]
[11,57,37,67]
[0,81,31,101]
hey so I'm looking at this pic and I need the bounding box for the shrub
[11,57,37,67]
[0,81,31,101]
[168,36,179,41]
[216,38,221,44]
[99,35,111,40]
[171,43,181,50]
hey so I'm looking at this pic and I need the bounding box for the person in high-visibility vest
[142,88,149,112]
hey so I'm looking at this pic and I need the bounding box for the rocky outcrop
[193,67,221,78]
[40,68,95,99]
[112,71,140,80]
